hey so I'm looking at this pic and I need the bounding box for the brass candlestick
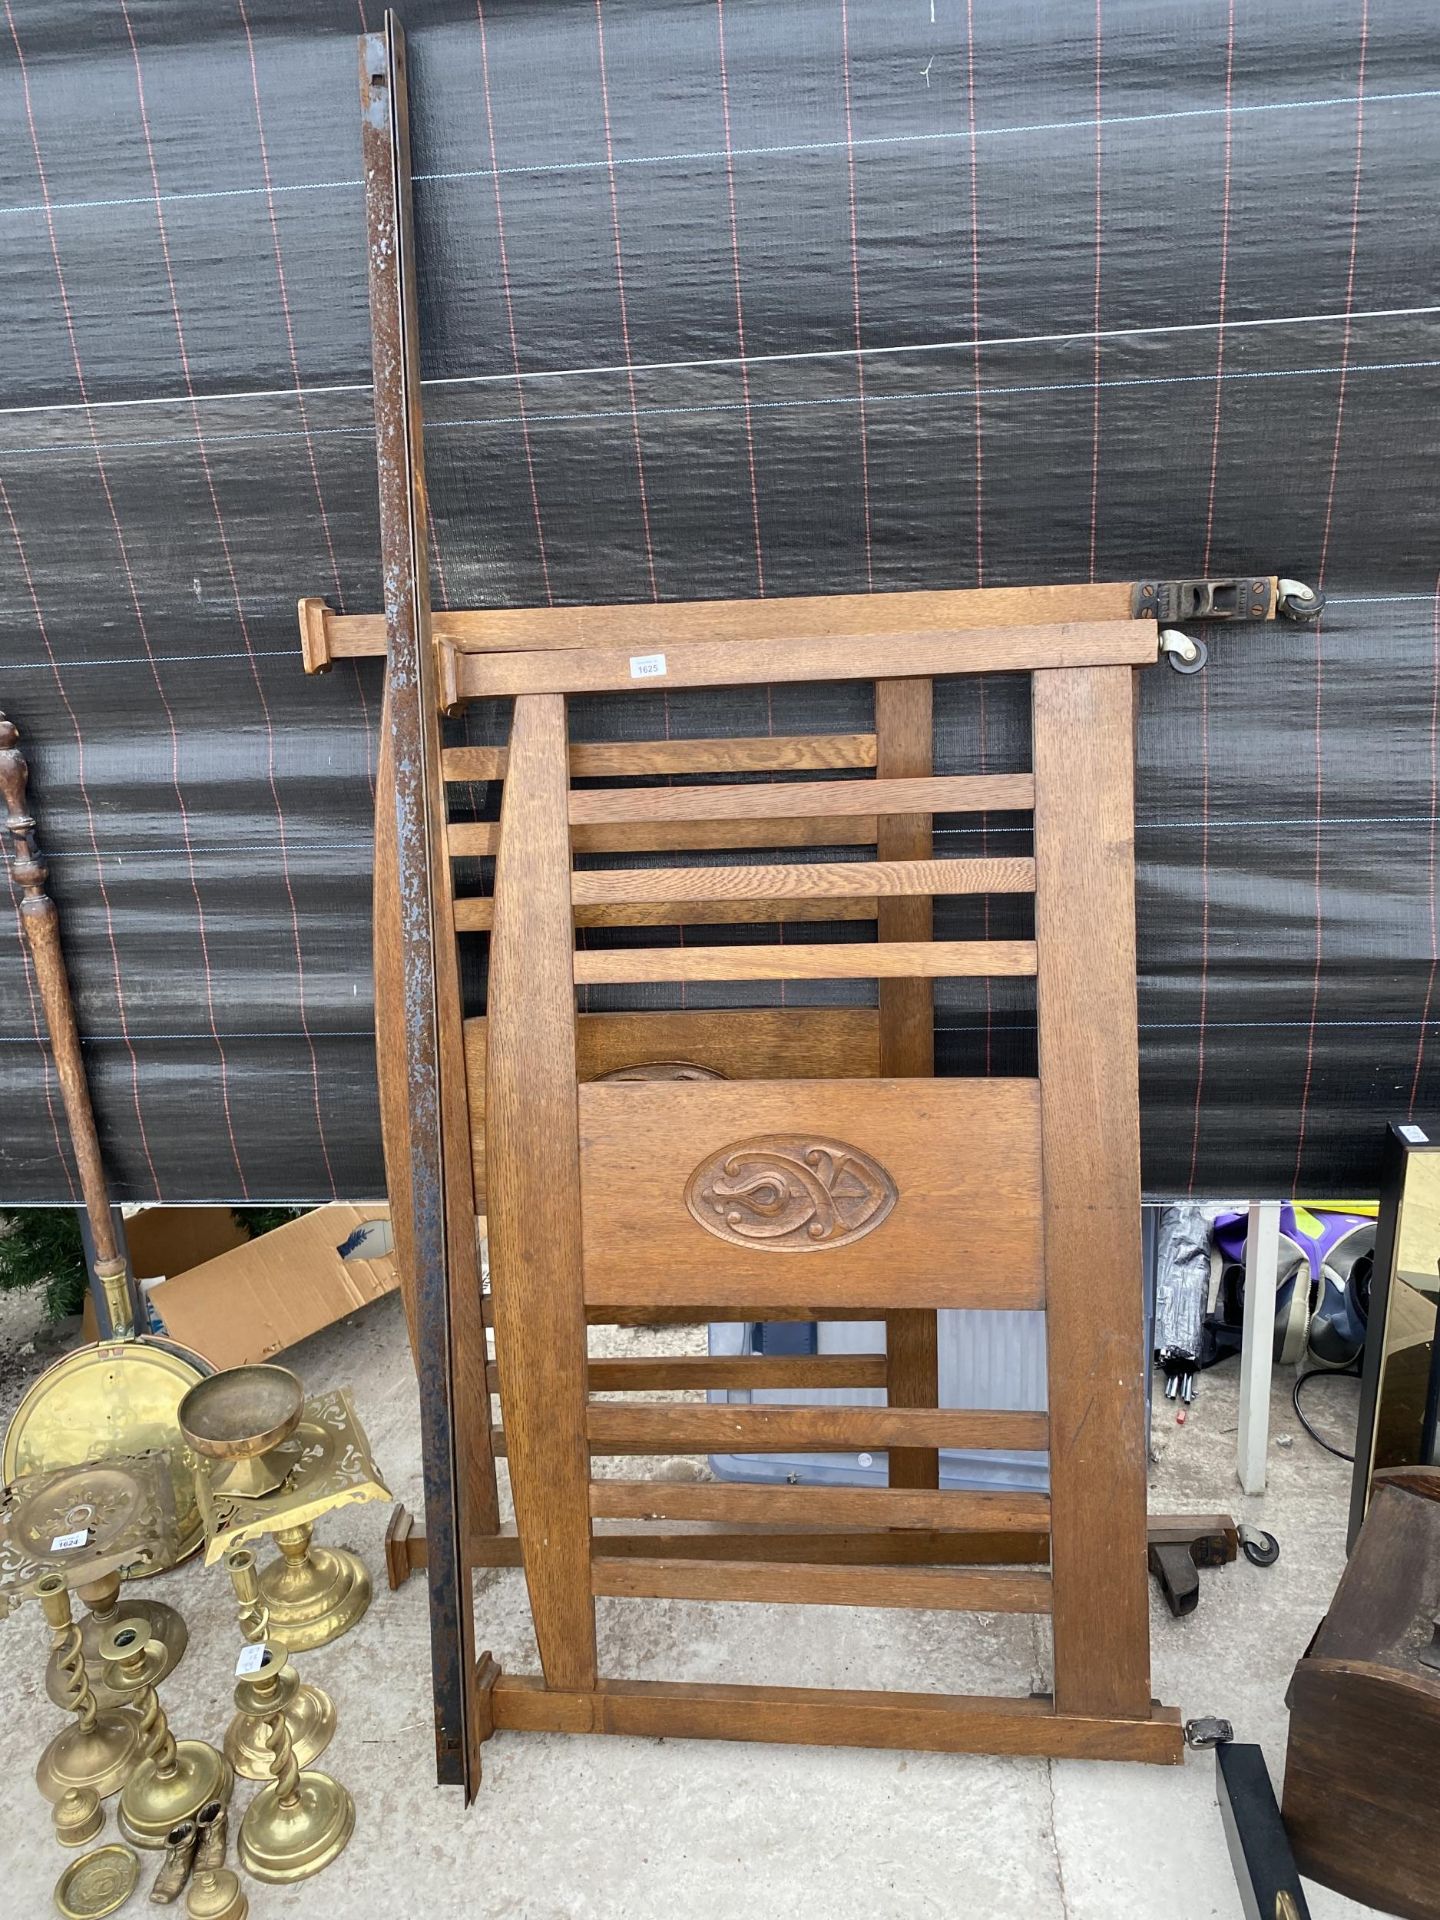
[234,1642,354,1883]
[223,1547,334,1778]
[34,1574,141,1804]
[51,1567,188,1713]
[100,1618,231,1847]
[189,1380,388,1652]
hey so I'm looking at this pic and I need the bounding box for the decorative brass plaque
[686,1136,897,1251]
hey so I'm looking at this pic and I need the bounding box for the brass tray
[3,1341,210,1574]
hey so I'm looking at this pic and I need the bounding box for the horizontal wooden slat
[442,733,877,781]
[449,817,878,856]
[591,1556,1053,1612]
[569,773,1033,826]
[456,895,882,932]
[318,583,1146,660]
[490,1674,1185,1762]
[468,1527,1051,1568]
[585,1404,1048,1453]
[582,1354,890,1392]
[573,939,1036,984]
[458,621,1157,699]
[579,1076,1043,1311]
[572,856,1034,907]
[588,1480,1050,1532]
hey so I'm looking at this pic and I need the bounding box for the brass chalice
[177,1368,304,1502]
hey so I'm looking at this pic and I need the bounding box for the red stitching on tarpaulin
[3,2,234,1198]
[838,0,873,591]
[118,0,336,1198]
[1409,573,1440,1109]
[963,0,984,586]
[1189,0,1237,1191]
[1293,0,1370,1193]
[236,0,374,800]
[1087,0,1104,581]
[0,473,158,1193]
[477,0,555,605]
[594,0,660,601]
[715,0,765,597]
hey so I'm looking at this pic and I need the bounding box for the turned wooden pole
[0,708,132,1336]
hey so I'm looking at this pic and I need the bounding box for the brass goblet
[177,1367,304,1502]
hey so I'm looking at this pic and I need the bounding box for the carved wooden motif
[685,1135,898,1251]
[596,1062,725,1083]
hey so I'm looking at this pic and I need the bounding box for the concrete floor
[0,1287,1379,1919]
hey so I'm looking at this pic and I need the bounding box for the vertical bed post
[359,11,485,1793]
[1032,664,1152,1719]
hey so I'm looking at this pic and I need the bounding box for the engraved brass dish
[177,1367,304,1500]
[4,1344,209,1573]
[54,1843,140,1920]
[685,1134,898,1250]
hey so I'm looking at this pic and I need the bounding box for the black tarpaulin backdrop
[1,0,1436,1203]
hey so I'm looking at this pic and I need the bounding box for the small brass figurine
[53,1786,104,1848]
[233,1641,354,1883]
[147,1818,197,1906]
[100,1618,232,1848]
[184,1802,246,1919]
[34,1574,141,1804]
[223,1547,334,1778]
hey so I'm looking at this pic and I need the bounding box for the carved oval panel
[685,1135,897,1252]
[596,1061,725,1083]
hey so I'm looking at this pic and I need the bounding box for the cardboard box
[87,1204,398,1371]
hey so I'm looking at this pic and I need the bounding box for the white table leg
[1237,1199,1281,1494]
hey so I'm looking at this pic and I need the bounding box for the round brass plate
[54,1844,140,1920]
[178,1367,303,1462]
[4,1344,208,1574]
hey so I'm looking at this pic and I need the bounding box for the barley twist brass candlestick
[34,1574,141,1803]
[233,1643,354,1883]
[51,1566,188,1712]
[222,1547,334,1779]
[100,1618,231,1847]
[184,1375,387,1652]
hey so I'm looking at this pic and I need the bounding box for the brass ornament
[54,1844,141,1920]
[50,1569,188,1715]
[177,1367,304,1501]
[4,1346,208,1573]
[191,1382,387,1651]
[186,1868,247,1920]
[33,1574,142,1804]
[53,1787,104,1849]
[147,1818,198,1906]
[222,1549,335,1778]
[192,1799,227,1876]
[685,1135,898,1251]
[100,1618,232,1848]
[234,1644,355,1884]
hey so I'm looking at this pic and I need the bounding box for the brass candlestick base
[47,1569,188,1711]
[234,1646,354,1884]
[256,1526,370,1652]
[34,1575,141,1804]
[101,1619,231,1848]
